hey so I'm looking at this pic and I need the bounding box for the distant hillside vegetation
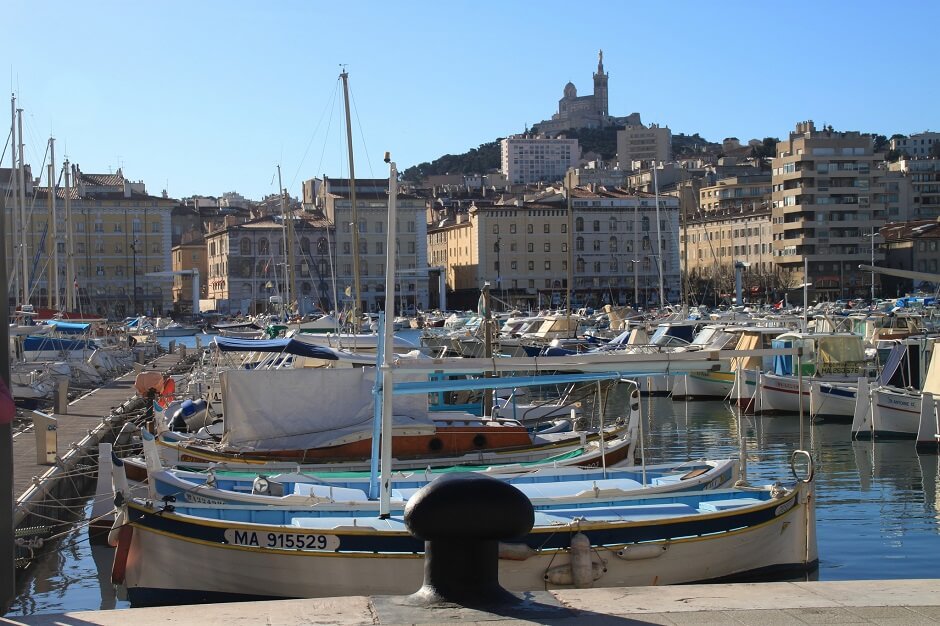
[402,141,502,181]
[402,127,726,182]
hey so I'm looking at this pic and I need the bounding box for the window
[94,222,104,233]
[358,220,366,233]
[359,241,367,254]
[575,217,584,232]
[576,237,584,251]
[510,224,516,234]
[343,242,351,254]
[511,261,517,270]
[374,222,383,233]
[609,237,618,252]
[544,261,551,270]
[494,242,500,252]
[240,239,252,255]
[376,242,384,255]
[528,260,534,270]
[493,225,499,234]
[151,222,160,233]
[300,237,311,254]
[642,216,650,232]
[593,220,600,232]
[527,224,534,234]
[544,243,551,252]
[593,240,601,251]
[407,242,415,254]
[113,223,122,233]
[76,222,85,233]
[258,238,269,255]
[543,224,550,234]
[132,220,142,233]
[561,224,567,233]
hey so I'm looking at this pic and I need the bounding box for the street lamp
[863,228,878,303]
[130,239,139,315]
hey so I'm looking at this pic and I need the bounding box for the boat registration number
[224,529,340,551]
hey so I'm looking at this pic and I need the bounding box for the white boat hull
[116,482,816,606]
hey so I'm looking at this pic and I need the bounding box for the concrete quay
[6,580,940,625]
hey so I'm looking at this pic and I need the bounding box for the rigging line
[314,82,340,178]
[0,126,11,166]
[290,80,340,191]
[348,86,376,181]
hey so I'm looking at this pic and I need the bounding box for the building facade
[890,132,940,158]
[886,158,940,220]
[616,123,672,169]
[204,213,334,315]
[429,187,680,309]
[5,166,176,318]
[880,219,940,296]
[171,236,208,314]
[500,136,581,185]
[771,121,886,300]
[316,177,429,313]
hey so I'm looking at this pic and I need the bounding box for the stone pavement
[5,580,940,625]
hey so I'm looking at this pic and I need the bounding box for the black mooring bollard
[403,472,534,607]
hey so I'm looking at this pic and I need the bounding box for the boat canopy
[212,336,342,360]
[43,320,91,334]
[23,335,96,352]
[219,368,432,451]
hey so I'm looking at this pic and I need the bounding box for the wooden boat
[110,459,816,606]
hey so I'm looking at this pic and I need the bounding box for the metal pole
[64,160,75,311]
[565,170,574,329]
[132,241,138,315]
[633,203,638,307]
[871,226,875,303]
[49,138,59,311]
[652,165,665,309]
[340,71,362,329]
[0,187,14,612]
[277,165,291,319]
[17,108,28,307]
[379,154,398,518]
[9,95,18,307]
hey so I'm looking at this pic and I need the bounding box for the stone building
[500,136,581,185]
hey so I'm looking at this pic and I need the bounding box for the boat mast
[16,108,28,307]
[9,95,18,304]
[340,70,361,330]
[652,163,665,310]
[64,159,75,311]
[48,137,58,311]
[276,164,290,319]
[565,169,574,331]
[379,153,398,518]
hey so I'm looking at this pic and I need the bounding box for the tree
[872,134,889,153]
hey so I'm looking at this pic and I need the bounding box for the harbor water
[8,333,940,614]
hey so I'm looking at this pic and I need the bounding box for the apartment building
[316,177,428,313]
[616,123,672,169]
[698,174,772,213]
[880,219,940,296]
[429,187,680,309]
[886,158,940,220]
[204,213,333,315]
[771,121,886,301]
[170,235,208,314]
[500,136,580,185]
[8,166,176,318]
[683,207,773,302]
[890,132,940,158]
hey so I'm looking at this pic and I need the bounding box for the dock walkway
[6,580,940,625]
[12,352,184,523]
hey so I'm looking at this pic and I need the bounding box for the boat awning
[44,320,91,334]
[393,371,623,395]
[212,335,342,360]
[23,335,96,351]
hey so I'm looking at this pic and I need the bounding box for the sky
[5,1,939,201]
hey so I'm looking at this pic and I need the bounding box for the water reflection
[9,397,940,615]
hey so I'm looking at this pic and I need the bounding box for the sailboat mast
[48,137,58,311]
[379,153,398,518]
[16,108,28,307]
[652,164,665,310]
[64,159,75,311]
[340,70,361,328]
[276,165,290,318]
[9,95,18,304]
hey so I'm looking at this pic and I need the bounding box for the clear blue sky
[6,1,938,201]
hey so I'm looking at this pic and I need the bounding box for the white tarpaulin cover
[220,368,434,451]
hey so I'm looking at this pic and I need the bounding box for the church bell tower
[593,49,609,120]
